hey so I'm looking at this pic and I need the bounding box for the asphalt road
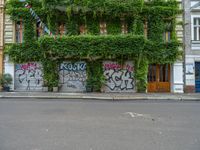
[0,98,200,150]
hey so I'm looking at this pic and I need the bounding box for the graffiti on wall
[59,62,87,92]
[15,63,43,91]
[103,61,135,92]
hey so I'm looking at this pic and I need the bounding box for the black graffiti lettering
[60,63,86,71]
[60,71,86,83]
[104,69,134,91]
[67,84,77,89]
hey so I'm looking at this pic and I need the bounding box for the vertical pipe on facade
[1,0,5,75]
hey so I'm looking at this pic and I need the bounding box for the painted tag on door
[15,62,43,91]
[59,62,87,92]
[103,61,135,92]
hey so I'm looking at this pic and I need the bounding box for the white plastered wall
[171,62,184,93]
[4,55,15,90]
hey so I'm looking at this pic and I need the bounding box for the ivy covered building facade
[3,0,184,93]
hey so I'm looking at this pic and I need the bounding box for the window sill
[192,40,200,43]
[191,41,200,50]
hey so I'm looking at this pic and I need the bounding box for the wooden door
[148,64,170,92]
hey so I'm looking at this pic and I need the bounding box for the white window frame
[191,15,200,41]
[191,15,200,50]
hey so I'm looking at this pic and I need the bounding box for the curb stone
[0,93,200,101]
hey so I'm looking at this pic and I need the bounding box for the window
[79,24,87,35]
[16,20,23,43]
[36,22,43,38]
[164,31,171,42]
[193,18,200,41]
[59,23,66,35]
[144,20,148,38]
[100,21,107,35]
[121,20,128,34]
[191,16,200,50]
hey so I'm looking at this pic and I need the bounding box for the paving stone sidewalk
[0,92,200,101]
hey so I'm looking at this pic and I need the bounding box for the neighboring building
[4,0,184,93]
[184,0,200,93]
[0,0,4,75]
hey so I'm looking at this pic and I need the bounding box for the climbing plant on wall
[6,0,182,92]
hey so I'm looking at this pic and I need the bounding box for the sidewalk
[0,92,200,101]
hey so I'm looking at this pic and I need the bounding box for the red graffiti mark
[104,63,134,72]
[25,4,32,9]
[126,64,134,72]
[104,63,122,70]
[25,3,32,9]
[20,63,37,70]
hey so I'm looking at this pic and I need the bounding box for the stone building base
[185,85,195,93]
